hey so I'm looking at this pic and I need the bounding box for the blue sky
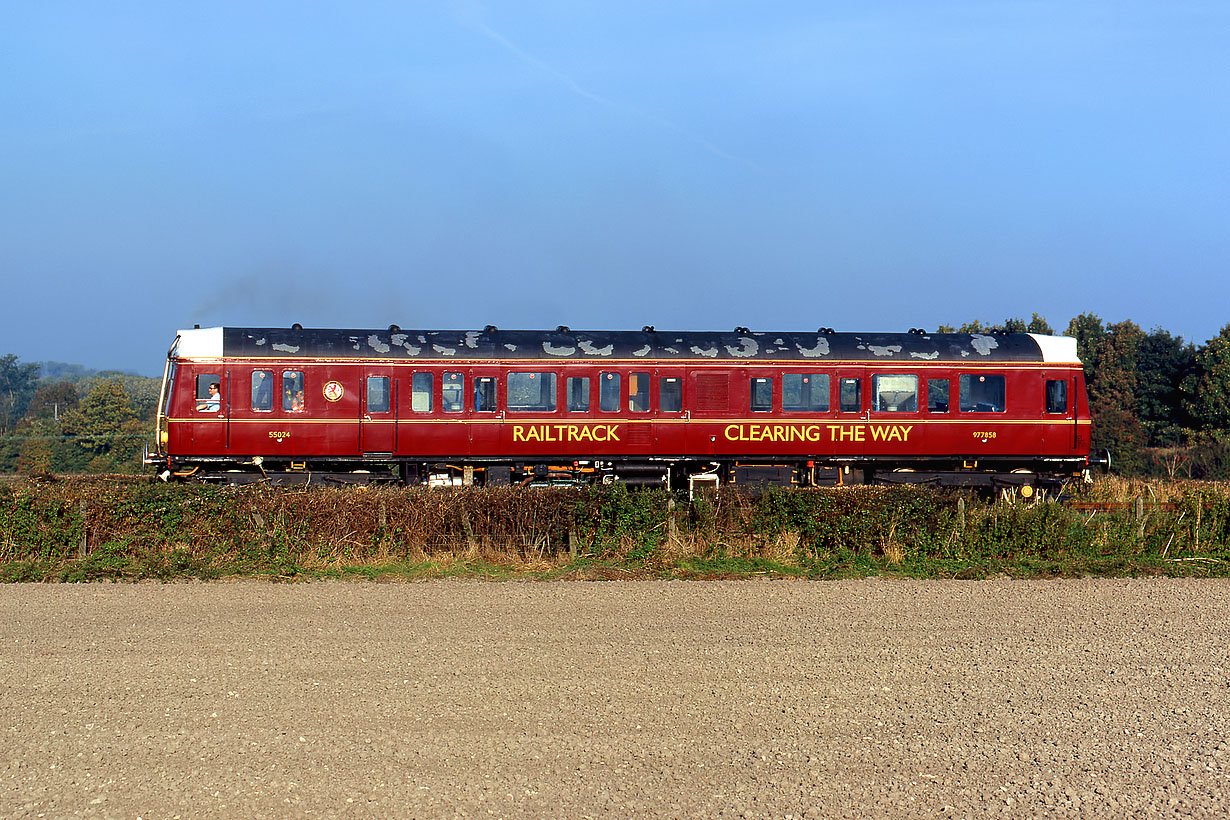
[2,1,1227,375]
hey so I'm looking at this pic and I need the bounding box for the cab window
[196,374,221,412]
[1046,379,1068,414]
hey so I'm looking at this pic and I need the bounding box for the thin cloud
[453,1,749,165]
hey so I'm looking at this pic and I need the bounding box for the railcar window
[196,374,221,412]
[251,371,273,412]
[411,373,433,413]
[442,372,463,413]
[1046,379,1068,414]
[629,373,650,412]
[750,377,773,412]
[959,374,1006,412]
[927,379,950,413]
[660,377,682,412]
[163,364,177,415]
[839,378,861,413]
[566,377,590,412]
[599,373,620,413]
[367,377,390,413]
[474,377,497,412]
[283,371,305,412]
[508,372,557,412]
[873,375,918,412]
[783,374,829,412]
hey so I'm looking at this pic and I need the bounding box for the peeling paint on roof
[664,347,679,354]
[970,334,999,355]
[910,351,940,360]
[272,343,300,353]
[543,342,576,356]
[632,345,651,357]
[774,338,785,345]
[367,335,391,353]
[867,344,903,357]
[961,350,971,357]
[432,345,456,356]
[417,335,427,344]
[504,344,517,351]
[255,338,267,346]
[797,338,831,358]
[725,337,759,358]
[578,340,614,356]
[690,345,719,358]
[464,332,481,349]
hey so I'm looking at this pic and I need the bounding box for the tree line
[2,314,1229,477]
[0,355,159,474]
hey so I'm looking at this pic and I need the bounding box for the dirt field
[2,578,1228,819]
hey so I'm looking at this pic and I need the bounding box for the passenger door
[360,372,396,454]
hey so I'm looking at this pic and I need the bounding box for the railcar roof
[172,327,1080,364]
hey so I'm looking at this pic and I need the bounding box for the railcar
[146,325,1097,494]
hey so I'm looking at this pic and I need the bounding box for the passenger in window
[291,389,305,412]
[197,383,220,412]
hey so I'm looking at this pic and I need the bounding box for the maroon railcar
[147,326,1096,493]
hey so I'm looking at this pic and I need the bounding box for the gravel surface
[2,578,1229,819]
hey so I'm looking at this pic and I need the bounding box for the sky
[2,1,1228,376]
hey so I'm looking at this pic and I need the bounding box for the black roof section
[214,327,1057,363]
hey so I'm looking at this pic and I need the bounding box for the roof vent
[734,326,750,334]
[484,325,498,333]
[556,325,571,333]
[291,323,303,331]
[908,327,927,335]
[642,325,655,333]
[388,324,401,333]
[817,327,835,335]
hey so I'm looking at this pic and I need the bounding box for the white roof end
[1028,333,1080,364]
[175,327,224,359]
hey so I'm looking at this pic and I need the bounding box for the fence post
[1135,496,1146,542]
[667,497,677,545]
[957,496,966,532]
[79,500,87,558]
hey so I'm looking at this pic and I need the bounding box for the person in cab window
[197,383,220,412]
[292,389,305,412]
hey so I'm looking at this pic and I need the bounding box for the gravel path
[2,578,1228,819]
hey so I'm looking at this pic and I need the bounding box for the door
[469,369,502,456]
[361,373,396,454]
[189,370,230,455]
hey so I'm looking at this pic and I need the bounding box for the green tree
[0,354,40,434]
[23,381,79,422]
[1065,316,1146,473]
[61,379,144,472]
[1136,328,1196,447]
[1185,325,1230,437]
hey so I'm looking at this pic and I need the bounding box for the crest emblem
[322,381,345,402]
